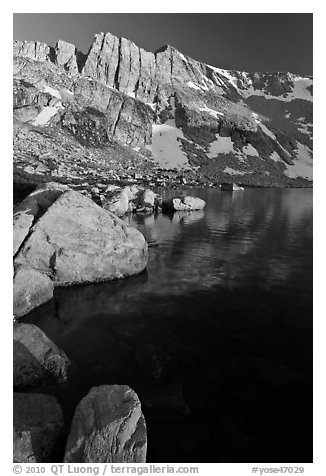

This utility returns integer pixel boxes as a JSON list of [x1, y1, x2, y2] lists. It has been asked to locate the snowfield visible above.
[[208, 135, 234, 157], [223, 167, 248, 176], [284, 143, 313, 179], [149, 119, 190, 169], [43, 85, 61, 99], [199, 105, 224, 118], [33, 103, 63, 126]]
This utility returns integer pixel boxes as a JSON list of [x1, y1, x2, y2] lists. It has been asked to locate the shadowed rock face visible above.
[[13, 393, 65, 463], [13, 323, 71, 390], [13, 32, 313, 187], [64, 385, 147, 463]]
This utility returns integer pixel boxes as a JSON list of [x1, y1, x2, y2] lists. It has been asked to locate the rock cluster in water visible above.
[[220, 183, 245, 192], [103, 184, 162, 217], [12, 181, 205, 463], [13, 182, 148, 318], [162, 195, 206, 212]]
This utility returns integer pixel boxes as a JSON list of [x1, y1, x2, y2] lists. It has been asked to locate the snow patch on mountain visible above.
[[187, 81, 201, 91], [199, 105, 224, 118], [284, 143, 313, 179], [149, 119, 190, 169], [258, 122, 276, 140], [252, 113, 278, 141], [240, 77, 313, 102], [243, 144, 260, 157], [252, 115, 293, 159], [187, 80, 211, 92], [270, 151, 282, 162], [208, 135, 234, 157], [296, 118, 313, 136], [208, 65, 239, 90], [43, 85, 61, 99], [33, 103, 62, 125], [178, 52, 188, 63], [199, 79, 210, 91], [290, 77, 313, 102], [297, 123, 313, 135], [223, 167, 248, 176], [41, 84, 74, 101]]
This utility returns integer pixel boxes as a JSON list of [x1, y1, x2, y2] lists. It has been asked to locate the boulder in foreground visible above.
[[13, 393, 64, 463], [64, 385, 147, 463], [14, 184, 148, 288], [13, 266, 54, 318], [162, 195, 206, 212]]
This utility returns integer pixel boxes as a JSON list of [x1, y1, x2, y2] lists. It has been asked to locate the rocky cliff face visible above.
[[13, 33, 313, 187]]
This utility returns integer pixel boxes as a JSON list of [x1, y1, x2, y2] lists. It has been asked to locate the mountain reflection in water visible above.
[[22, 188, 313, 463]]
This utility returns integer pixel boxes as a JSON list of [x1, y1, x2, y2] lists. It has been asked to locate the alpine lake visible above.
[[22, 187, 313, 463]]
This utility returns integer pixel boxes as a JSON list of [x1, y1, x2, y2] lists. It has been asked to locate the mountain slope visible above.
[[13, 35, 313, 189]]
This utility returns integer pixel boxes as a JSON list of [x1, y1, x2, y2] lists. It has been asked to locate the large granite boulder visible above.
[[103, 185, 161, 217], [13, 323, 70, 391], [14, 184, 148, 290], [162, 195, 206, 212], [64, 385, 147, 463], [13, 266, 54, 318], [13, 393, 64, 463]]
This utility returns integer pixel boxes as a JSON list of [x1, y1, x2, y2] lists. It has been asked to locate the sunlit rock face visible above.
[[13, 183, 149, 316], [13, 32, 312, 187]]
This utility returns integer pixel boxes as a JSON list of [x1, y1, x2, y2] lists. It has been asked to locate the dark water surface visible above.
[[23, 188, 313, 463]]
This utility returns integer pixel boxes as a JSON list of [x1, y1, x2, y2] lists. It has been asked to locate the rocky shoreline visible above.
[[13, 182, 206, 462], [12, 26, 313, 463]]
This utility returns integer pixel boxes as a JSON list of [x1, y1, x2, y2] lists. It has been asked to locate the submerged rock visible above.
[[14, 184, 148, 290], [64, 385, 147, 463], [13, 323, 71, 390], [162, 195, 206, 212], [13, 393, 64, 463]]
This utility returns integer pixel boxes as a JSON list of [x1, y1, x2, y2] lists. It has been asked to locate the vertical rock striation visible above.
[[82, 32, 120, 86], [54, 40, 78, 76], [12, 32, 313, 185], [13, 40, 50, 62]]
